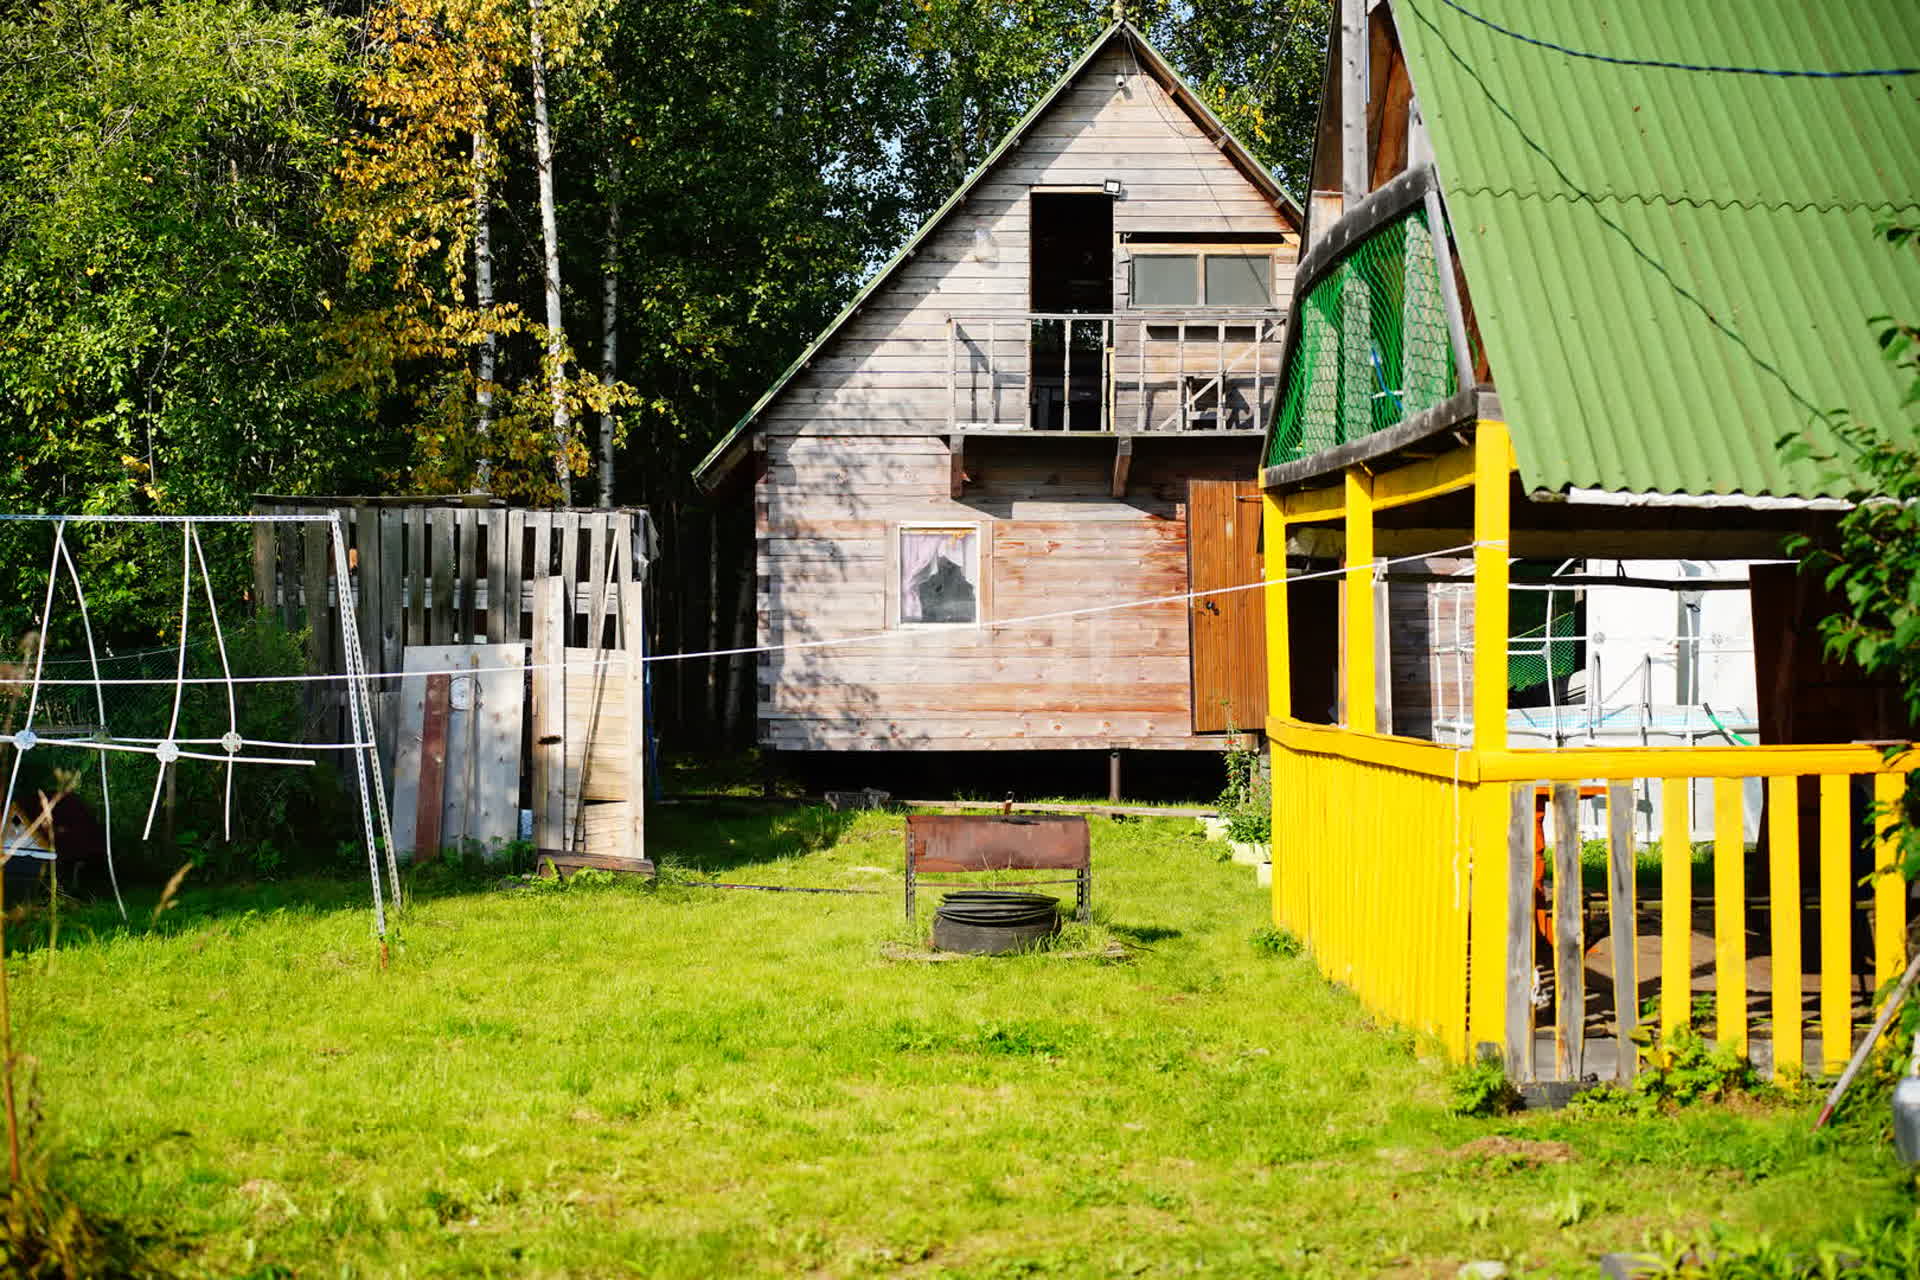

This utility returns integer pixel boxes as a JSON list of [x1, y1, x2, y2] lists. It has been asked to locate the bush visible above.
[[1448, 1058, 1521, 1117], [1217, 738, 1271, 844], [5, 620, 358, 883], [1634, 1027, 1759, 1107], [1249, 925, 1302, 958]]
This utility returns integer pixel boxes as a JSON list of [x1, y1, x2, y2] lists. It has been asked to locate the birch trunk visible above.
[[472, 129, 496, 490], [530, 0, 571, 505], [598, 199, 620, 507]]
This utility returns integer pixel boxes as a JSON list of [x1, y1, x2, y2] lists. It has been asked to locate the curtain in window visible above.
[[901, 529, 976, 624]]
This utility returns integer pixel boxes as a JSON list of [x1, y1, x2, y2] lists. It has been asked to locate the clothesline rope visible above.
[[1, 540, 1507, 688]]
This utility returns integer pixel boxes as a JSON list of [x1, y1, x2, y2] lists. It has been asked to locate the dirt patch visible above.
[[1450, 1136, 1575, 1167]]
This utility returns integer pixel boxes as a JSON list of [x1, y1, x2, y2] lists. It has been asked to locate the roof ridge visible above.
[[1447, 185, 1920, 218], [693, 20, 1299, 489]]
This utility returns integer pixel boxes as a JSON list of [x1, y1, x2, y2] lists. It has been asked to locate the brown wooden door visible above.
[[1187, 479, 1268, 733]]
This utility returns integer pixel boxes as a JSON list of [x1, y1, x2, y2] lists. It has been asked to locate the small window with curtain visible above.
[[897, 524, 980, 625]]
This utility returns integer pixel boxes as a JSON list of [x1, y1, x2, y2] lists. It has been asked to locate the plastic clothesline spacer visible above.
[[155, 740, 180, 765], [11, 729, 35, 752]]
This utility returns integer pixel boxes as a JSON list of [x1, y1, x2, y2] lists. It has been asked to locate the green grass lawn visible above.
[[9, 806, 1911, 1277]]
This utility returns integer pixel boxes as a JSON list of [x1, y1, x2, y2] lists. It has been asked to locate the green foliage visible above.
[[1249, 924, 1302, 957], [1447, 1057, 1520, 1117], [1640, 1216, 1920, 1279], [0, 1077, 165, 1279], [1217, 736, 1272, 843], [1782, 221, 1920, 887], [4, 619, 355, 880], [0, 0, 395, 635], [1630, 1028, 1760, 1109]]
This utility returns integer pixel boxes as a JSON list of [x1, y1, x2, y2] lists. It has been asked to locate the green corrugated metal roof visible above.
[[692, 20, 1301, 490], [1391, 0, 1920, 499]]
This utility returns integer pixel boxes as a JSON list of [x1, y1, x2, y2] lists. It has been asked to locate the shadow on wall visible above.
[[771, 749, 1232, 805]]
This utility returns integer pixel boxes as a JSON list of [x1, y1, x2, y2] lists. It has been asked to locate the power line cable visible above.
[[1432, 0, 1919, 79]]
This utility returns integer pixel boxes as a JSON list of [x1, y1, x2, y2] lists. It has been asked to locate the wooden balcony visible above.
[[942, 310, 1284, 436]]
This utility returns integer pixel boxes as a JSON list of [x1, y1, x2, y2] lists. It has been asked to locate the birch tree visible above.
[[529, 0, 572, 503], [329, 0, 631, 504]]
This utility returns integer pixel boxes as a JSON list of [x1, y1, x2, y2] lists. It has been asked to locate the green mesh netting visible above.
[[1508, 605, 1581, 692], [1267, 208, 1457, 466]]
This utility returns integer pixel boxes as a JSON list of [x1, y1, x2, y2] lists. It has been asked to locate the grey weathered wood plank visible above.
[[429, 507, 456, 645], [354, 505, 381, 672], [300, 522, 329, 672], [378, 509, 404, 673], [1552, 782, 1585, 1081], [388, 643, 525, 859], [1607, 781, 1638, 1082], [251, 516, 275, 618], [405, 507, 426, 647], [1507, 782, 1535, 1082], [555, 510, 582, 641], [587, 514, 610, 648], [275, 508, 299, 629], [532, 577, 566, 853], [456, 506, 479, 642], [504, 508, 526, 643], [622, 540, 646, 863], [484, 509, 508, 643]]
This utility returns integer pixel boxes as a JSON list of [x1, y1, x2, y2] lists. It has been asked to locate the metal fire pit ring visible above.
[[932, 890, 1061, 955]]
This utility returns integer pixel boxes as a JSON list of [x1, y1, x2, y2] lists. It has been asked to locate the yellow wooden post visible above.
[[1263, 493, 1291, 722], [1343, 467, 1375, 733], [1468, 781, 1509, 1058], [1819, 774, 1850, 1074], [1767, 775, 1803, 1076], [1661, 777, 1692, 1038], [1874, 771, 1907, 994], [1471, 422, 1509, 753], [1712, 777, 1747, 1053]]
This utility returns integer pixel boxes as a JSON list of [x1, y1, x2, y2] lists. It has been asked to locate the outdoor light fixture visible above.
[[1103, 178, 1123, 196]]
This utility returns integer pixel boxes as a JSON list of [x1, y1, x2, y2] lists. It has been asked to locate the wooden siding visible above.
[[752, 40, 1299, 752], [757, 43, 1298, 433], [757, 437, 1258, 750]]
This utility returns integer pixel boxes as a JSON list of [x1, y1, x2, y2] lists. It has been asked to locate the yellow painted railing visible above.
[[1267, 721, 1914, 1080], [1269, 743, 1473, 1059], [1262, 411, 1913, 1079]]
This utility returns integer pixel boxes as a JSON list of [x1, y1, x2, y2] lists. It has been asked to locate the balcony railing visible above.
[[944, 311, 1284, 434], [1266, 167, 1478, 469]]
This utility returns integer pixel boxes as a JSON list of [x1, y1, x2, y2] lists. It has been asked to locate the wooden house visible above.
[[694, 21, 1304, 766], [1259, 1, 1918, 1083]]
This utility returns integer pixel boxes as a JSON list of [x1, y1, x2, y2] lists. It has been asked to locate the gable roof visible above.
[[693, 20, 1303, 490], [1390, 0, 1920, 500]]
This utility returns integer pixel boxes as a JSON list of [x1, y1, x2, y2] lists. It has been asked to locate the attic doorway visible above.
[[1029, 191, 1113, 431]]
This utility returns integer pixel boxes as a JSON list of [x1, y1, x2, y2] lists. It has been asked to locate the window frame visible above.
[[887, 521, 989, 630], [1126, 243, 1281, 311]]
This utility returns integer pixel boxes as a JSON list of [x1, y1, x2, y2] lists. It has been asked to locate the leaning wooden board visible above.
[[390, 643, 525, 859]]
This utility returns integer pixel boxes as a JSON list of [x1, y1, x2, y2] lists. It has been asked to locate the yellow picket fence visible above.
[[1268, 725, 1914, 1080], [1270, 732, 1473, 1060]]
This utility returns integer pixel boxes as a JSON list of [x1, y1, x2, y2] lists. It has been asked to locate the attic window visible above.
[[1130, 246, 1277, 309], [898, 525, 980, 625]]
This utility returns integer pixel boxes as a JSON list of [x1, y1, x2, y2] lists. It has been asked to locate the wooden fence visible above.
[[1268, 725, 1915, 1082], [250, 498, 656, 862], [1509, 767, 1909, 1083]]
